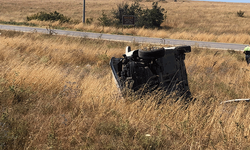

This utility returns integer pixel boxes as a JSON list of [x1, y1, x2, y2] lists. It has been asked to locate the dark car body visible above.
[[110, 46, 191, 99]]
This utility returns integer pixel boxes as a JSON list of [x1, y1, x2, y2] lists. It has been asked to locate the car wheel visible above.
[[138, 48, 165, 59]]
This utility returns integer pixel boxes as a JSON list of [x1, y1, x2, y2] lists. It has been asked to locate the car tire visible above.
[[138, 48, 165, 59]]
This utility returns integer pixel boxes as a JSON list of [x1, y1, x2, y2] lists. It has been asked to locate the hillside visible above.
[[0, 0, 250, 44]]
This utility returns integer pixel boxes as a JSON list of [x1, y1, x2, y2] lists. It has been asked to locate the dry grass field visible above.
[[0, 0, 250, 44], [1, 29, 250, 149], [1, 0, 250, 149]]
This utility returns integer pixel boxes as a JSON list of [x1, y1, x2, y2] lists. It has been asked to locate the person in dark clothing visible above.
[[243, 43, 250, 65]]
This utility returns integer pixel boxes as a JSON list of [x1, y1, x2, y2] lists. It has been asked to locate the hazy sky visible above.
[[197, 0, 249, 3]]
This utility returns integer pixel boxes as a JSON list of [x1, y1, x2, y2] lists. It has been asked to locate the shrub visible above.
[[112, 2, 142, 25], [237, 10, 245, 17], [27, 11, 71, 23], [86, 18, 93, 24], [137, 2, 165, 28], [97, 11, 112, 27], [112, 2, 165, 29]]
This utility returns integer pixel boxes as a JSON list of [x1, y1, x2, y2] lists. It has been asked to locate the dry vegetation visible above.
[[0, 0, 250, 44], [1, 29, 250, 149]]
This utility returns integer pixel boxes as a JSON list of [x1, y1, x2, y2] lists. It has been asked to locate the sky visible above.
[[196, 0, 249, 3]]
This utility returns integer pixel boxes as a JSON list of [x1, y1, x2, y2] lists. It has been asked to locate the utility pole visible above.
[[83, 0, 85, 23]]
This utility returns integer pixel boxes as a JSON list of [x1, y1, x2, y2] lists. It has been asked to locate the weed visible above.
[[237, 10, 245, 17], [0, 109, 29, 149], [97, 53, 110, 66], [86, 18, 93, 25], [39, 56, 50, 63], [139, 133, 166, 149], [98, 34, 103, 39], [46, 25, 57, 35], [47, 117, 57, 149]]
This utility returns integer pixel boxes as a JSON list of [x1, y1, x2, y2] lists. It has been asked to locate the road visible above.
[[0, 24, 247, 51]]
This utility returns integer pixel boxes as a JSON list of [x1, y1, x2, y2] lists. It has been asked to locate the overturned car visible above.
[[110, 45, 191, 99]]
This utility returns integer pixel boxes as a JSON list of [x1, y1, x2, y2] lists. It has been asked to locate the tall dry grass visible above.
[[1, 30, 250, 149], [0, 0, 250, 44]]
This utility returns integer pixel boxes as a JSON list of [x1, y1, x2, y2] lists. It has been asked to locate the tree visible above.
[[136, 2, 165, 28]]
